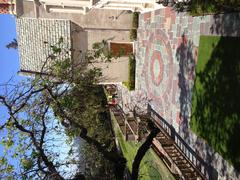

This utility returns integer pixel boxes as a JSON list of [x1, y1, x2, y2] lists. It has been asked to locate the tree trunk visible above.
[[131, 127, 160, 180], [80, 128, 127, 180]]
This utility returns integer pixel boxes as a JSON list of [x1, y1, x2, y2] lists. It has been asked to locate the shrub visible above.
[[130, 29, 137, 41], [132, 12, 139, 29], [128, 54, 136, 90], [123, 54, 136, 91], [129, 12, 139, 41]]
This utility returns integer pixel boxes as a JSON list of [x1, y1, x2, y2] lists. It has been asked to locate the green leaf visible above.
[[51, 46, 62, 54], [12, 153, 18, 158], [6, 164, 14, 173], [31, 151, 38, 159], [58, 37, 64, 44], [6, 121, 14, 129], [6, 139, 14, 149], [0, 157, 7, 165], [21, 159, 34, 171]]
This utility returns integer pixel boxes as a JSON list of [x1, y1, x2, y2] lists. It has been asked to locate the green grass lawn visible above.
[[190, 36, 240, 170], [110, 112, 175, 180]]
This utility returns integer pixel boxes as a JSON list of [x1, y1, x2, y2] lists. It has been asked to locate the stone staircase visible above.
[[111, 105, 138, 141], [153, 125, 205, 180], [110, 104, 207, 179]]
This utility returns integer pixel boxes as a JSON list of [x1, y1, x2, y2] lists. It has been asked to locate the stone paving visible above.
[[119, 7, 240, 180], [136, 8, 213, 132]]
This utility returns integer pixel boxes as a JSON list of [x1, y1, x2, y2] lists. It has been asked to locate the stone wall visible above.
[[17, 0, 132, 54], [92, 57, 129, 84], [16, 1, 132, 83], [18, 1, 132, 30]]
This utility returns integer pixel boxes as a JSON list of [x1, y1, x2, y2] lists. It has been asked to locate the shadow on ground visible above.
[[190, 36, 240, 171], [176, 34, 196, 134], [210, 13, 240, 36], [175, 34, 221, 179]]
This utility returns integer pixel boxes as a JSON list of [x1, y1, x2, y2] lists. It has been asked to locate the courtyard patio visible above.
[[118, 7, 240, 180]]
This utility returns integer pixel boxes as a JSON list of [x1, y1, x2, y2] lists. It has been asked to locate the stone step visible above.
[[183, 172, 200, 179], [177, 163, 190, 169], [156, 136, 167, 141], [187, 176, 202, 180], [156, 135, 166, 140], [157, 134, 166, 137], [126, 134, 135, 141], [163, 146, 175, 150], [167, 152, 181, 157], [157, 132, 165, 136], [126, 129, 133, 134], [175, 159, 187, 165], [165, 148, 178, 153], [181, 167, 195, 173], [116, 118, 124, 123], [166, 150, 178, 155], [172, 156, 184, 161], [159, 139, 174, 145], [127, 117, 136, 121], [118, 122, 125, 125]]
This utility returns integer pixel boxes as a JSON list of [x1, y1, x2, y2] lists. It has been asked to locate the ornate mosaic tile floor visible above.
[[136, 8, 212, 131], [134, 8, 240, 179]]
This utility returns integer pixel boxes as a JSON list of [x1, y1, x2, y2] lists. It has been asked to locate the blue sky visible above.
[[0, 14, 21, 83], [0, 14, 23, 170], [0, 15, 79, 177]]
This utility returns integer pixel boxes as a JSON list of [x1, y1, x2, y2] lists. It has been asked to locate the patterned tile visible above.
[[134, 8, 240, 180]]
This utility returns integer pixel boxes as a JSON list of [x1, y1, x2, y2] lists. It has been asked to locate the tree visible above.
[[6, 38, 18, 49], [0, 40, 160, 179], [0, 61, 125, 179]]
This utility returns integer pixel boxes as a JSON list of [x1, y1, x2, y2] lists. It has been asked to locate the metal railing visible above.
[[147, 104, 212, 179]]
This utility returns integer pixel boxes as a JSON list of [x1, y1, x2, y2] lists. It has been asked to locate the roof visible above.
[[16, 18, 72, 73]]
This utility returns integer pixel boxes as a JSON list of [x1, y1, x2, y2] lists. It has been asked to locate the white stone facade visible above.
[[21, 0, 164, 15], [94, 0, 164, 13]]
